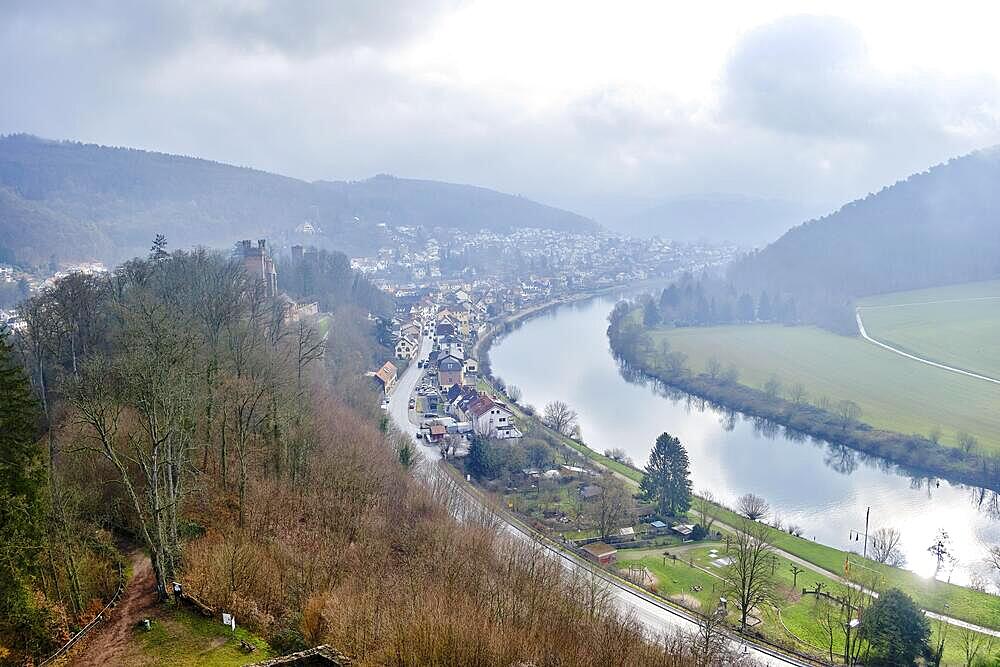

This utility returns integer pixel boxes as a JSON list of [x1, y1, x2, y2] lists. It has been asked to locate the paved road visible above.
[[855, 308, 1000, 385], [384, 335, 813, 666]]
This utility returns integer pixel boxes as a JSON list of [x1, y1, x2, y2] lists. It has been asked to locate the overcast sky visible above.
[[3, 0, 1000, 219]]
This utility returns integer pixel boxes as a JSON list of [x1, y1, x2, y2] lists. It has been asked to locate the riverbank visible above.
[[473, 277, 670, 378], [475, 299, 1000, 634], [605, 310, 1000, 493]]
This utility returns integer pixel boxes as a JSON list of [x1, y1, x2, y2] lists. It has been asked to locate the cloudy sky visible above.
[[3, 0, 1000, 219]]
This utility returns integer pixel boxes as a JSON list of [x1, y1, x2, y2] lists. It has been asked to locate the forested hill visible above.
[[729, 147, 1000, 330], [0, 134, 598, 265]]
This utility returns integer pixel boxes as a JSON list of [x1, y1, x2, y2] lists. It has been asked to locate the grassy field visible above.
[[649, 323, 1000, 452], [859, 279, 1000, 380]]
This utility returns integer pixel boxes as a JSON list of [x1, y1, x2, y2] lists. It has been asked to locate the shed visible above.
[[649, 520, 668, 534], [581, 542, 618, 565], [671, 523, 695, 538]]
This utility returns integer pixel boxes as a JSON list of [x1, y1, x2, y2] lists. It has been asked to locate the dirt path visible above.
[[68, 549, 157, 666]]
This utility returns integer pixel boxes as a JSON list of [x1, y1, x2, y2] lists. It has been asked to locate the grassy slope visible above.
[[650, 324, 1000, 452], [859, 279, 1000, 380]]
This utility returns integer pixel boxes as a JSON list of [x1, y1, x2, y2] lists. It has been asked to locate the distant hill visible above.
[[0, 134, 598, 265], [729, 147, 1000, 331], [602, 193, 811, 247]]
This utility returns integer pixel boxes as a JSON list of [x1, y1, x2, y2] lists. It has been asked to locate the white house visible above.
[[468, 395, 521, 439], [395, 336, 418, 360]]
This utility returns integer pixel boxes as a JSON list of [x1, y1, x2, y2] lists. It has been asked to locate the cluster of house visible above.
[[353, 224, 738, 290], [579, 520, 699, 566]]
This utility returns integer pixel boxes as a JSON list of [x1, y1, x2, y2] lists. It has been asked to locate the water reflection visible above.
[[489, 295, 1000, 585]]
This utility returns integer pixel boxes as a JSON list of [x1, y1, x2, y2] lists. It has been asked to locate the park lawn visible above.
[[649, 323, 1000, 452], [858, 279, 1000, 380], [696, 502, 1000, 632], [136, 603, 275, 666]]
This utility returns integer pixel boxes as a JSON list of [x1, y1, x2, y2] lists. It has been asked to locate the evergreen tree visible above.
[[639, 432, 692, 517], [642, 298, 662, 327], [858, 588, 929, 666], [0, 329, 49, 657], [757, 290, 772, 321]]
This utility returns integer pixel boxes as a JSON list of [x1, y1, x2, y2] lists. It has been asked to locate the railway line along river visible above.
[[488, 294, 1000, 587]]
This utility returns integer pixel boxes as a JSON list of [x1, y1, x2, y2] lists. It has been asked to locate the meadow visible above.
[[651, 322, 1000, 453], [858, 279, 1000, 380]]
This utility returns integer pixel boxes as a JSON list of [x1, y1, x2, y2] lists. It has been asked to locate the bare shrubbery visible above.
[[181, 389, 709, 665]]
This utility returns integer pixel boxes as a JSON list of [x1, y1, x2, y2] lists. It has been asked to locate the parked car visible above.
[[408, 398, 416, 408]]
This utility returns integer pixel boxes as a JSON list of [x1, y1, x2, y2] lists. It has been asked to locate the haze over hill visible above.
[[730, 146, 1000, 330], [601, 193, 813, 247], [0, 135, 598, 266]]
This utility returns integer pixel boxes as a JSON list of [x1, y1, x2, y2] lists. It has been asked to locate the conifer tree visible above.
[[639, 432, 692, 517]]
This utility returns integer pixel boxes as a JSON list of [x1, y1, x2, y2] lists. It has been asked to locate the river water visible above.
[[490, 295, 1000, 586]]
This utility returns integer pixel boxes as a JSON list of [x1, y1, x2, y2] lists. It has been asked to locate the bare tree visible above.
[[694, 491, 717, 534], [788, 382, 808, 405], [836, 399, 862, 429], [762, 375, 782, 399], [869, 527, 905, 566], [737, 493, 770, 522], [957, 431, 978, 454], [704, 356, 722, 380], [690, 605, 730, 666], [543, 400, 578, 436], [958, 625, 994, 667], [506, 384, 522, 403], [725, 517, 776, 630], [588, 476, 632, 541]]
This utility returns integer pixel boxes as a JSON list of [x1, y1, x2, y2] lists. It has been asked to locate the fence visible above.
[[39, 560, 126, 666]]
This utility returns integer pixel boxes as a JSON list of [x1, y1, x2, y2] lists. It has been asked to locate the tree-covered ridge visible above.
[[729, 146, 1000, 331], [0, 134, 598, 266]]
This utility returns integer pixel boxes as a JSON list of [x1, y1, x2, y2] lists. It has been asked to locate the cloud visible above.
[[2, 4, 1000, 222], [722, 15, 1000, 145]]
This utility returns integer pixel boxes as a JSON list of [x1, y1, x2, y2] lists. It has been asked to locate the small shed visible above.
[[671, 523, 695, 538], [581, 541, 618, 565], [649, 520, 669, 535], [427, 423, 447, 443]]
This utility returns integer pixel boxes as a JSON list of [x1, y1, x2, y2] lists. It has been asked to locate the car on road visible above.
[[408, 398, 416, 408]]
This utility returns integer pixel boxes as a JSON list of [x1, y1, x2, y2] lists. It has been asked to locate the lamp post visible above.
[[848, 506, 871, 559]]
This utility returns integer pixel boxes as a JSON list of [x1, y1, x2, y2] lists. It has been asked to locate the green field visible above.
[[859, 279, 1000, 380], [650, 322, 1000, 452]]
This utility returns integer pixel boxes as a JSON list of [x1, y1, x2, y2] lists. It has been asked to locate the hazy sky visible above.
[[3, 1, 1000, 218]]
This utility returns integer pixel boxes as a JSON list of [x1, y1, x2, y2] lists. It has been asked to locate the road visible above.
[[384, 334, 814, 666], [855, 308, 1000, 386]]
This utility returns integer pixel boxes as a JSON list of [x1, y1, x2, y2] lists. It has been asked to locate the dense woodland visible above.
[[0, 134, 597, 266], [729, 147, 1000, 332], [0, 243, 711, 666], [638, 273, 799, 329]]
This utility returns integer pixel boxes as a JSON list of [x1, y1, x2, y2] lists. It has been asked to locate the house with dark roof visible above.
[[437, 352, 464, 388]]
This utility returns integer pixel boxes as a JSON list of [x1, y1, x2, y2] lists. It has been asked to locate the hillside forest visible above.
[[0, 240, 704, 666]]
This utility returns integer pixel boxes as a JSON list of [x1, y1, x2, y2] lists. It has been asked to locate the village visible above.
[[371, 280, 721, 576]]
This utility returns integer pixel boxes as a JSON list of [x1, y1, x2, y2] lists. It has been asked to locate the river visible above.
[[489, 294, 1000, 586]]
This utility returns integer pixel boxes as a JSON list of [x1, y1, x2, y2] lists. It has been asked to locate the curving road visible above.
[[384, 333, 815, 666], [855, 308, 1000, 385]]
